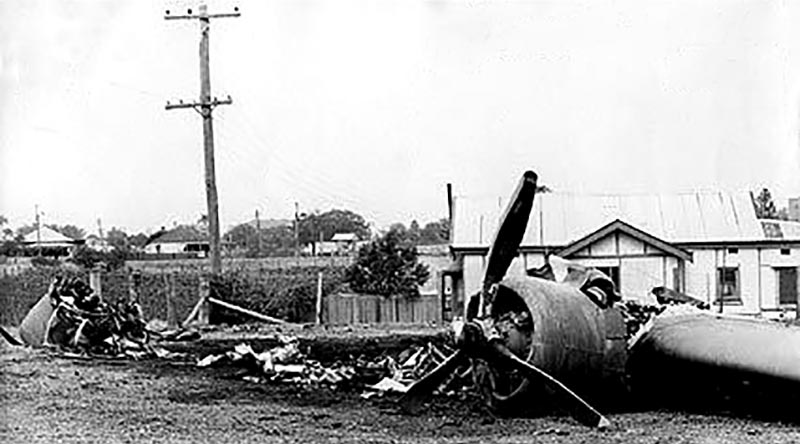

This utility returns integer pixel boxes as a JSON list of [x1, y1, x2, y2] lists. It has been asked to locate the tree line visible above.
[[222, 209, 450, 258], [0, 209, 451, 260]]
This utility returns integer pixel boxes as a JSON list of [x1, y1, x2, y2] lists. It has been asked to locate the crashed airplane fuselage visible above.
[[402, 170, 800, 426]]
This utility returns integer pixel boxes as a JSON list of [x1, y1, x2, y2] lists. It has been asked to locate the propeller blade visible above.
[[482, 171, 538, 294], [399, 349, 467, 414], [490, 342, 610, 429]]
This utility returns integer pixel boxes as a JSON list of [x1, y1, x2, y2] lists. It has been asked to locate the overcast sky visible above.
[[2, 0, 799, 235]]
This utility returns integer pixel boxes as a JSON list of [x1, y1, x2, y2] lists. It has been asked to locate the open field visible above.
[[1, 326, 799, 444]]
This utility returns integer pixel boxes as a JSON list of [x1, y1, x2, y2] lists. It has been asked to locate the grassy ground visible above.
[[1, 326, 799, 444]]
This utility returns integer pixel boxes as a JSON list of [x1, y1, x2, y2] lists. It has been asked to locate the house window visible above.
[[595, 266, 620, 290], [777, 267, 798, 305], [716, 267, 740, 303], [727, 247, 738, 254], [781, 248, 791, 256]]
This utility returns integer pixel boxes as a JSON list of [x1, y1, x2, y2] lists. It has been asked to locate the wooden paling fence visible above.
[[325, 292, 442, 325]]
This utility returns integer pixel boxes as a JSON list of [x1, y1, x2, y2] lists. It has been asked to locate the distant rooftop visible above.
[[331, 233, 358, 242], [146, 225, 208, 245], [243, 218, 292, 230], [22, 226, 80, 245]]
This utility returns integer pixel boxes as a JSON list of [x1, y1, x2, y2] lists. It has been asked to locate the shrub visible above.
[[345, 229, 429, 298], [210, 265, 346, 324]]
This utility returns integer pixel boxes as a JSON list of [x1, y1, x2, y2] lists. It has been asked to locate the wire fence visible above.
[[0, 258, 350, 326]]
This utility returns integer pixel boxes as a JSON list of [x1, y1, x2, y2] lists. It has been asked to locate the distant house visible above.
[[21, 226, 82, 257], [416, 244, 453, 297], [85, 234, 113, 252], [449, 191, 800, 320], [304, 233, 364, 256], [331, 232, 359, 254], [144, 225, 209, 257]]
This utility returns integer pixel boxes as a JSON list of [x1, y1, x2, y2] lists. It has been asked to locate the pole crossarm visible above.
[[165, 97, 233, 113], [164, 10, 241, 21]]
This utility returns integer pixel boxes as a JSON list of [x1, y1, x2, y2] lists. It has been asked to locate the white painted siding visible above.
[[144, 243, 185, 254], [759, 246, 799, 316], [618, 233, 645, 255], [589, 235, 616, 256], [523, 252, 547, 270], [618, 257, 663, 304], [685, 249, 716, 303], [572, 257, 621, 268], [463, 255, 484, 302]]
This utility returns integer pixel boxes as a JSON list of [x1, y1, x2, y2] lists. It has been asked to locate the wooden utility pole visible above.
[[255, 209, 261, 257], [294, 202, 300, 257], [34, 205, 41, 256], [165, 4, 240, 275]]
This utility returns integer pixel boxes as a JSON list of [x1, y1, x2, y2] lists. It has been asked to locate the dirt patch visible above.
[[2, 328, 799, 444]]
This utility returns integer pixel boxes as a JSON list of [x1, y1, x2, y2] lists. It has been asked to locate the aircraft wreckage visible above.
[[7, 170, 800, 428], [400, 171, 800, 427]]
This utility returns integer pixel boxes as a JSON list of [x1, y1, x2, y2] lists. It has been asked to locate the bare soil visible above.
[[1, 326, 799, 444]]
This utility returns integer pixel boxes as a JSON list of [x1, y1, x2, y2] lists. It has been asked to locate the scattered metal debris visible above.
[[196, 337, 468, 398]]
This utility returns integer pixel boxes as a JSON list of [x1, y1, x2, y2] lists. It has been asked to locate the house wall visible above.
[[570, 232, 675, 303], [683, 247, 791, 316], [458, 244, 799, 319], [758, 246, 799, 319], [144, 243, 186, 254]]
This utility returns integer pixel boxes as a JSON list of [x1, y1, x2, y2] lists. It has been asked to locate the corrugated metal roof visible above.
[[453, 191, 764, 248], [760, 219, 800, 240]]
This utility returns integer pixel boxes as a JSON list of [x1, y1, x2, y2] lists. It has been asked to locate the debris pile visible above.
[[621, 300, 665, 340], [18, 276, 171, 358], [197, 337, 468, 397], [623, 287, 713, 341]]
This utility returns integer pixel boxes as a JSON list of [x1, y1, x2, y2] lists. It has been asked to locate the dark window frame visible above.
[[776, 267, 798, 305], [716, 266, 741, 304]]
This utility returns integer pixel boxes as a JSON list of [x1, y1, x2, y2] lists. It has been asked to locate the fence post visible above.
[[197, 275, 210, 325], [315, 271, 324, 325], [166, 272, 178, 328], [89, 264, 103, 298], [128, 269, 142, 305]]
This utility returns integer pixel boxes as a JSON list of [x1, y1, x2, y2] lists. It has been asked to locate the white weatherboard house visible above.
[[449, 191, 800, 319]]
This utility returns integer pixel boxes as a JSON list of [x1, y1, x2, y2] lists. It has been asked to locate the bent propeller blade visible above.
[[481, 171, 538, 308], [490, 342, 610, 428], [399, 350, 466, 414]]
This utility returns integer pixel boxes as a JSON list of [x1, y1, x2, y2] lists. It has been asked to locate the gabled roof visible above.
[[331, 232, 358, 242], [23, 226, 79, 245], [453, 191, 764, 249], [555, 219, 693, 262], [146, 225, 208, 245]]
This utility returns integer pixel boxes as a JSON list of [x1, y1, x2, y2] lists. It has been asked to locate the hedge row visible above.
[[0, 263, 347, 326]]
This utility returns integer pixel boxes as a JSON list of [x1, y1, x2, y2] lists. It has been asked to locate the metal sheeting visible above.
[[453, 191, 764, 248], [761, 219, 800, 239]]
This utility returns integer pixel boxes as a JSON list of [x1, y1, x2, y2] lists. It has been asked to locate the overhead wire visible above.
[[231, 104, 385, 218], [219, 106, 381, 218], [213, 112, 361, 211]]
